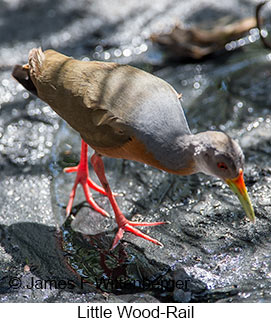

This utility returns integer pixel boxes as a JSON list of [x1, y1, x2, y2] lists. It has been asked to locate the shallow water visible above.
[[0, 0, 270, 303]]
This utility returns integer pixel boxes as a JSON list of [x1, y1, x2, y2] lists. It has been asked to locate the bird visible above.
[[12, 48, 255, 249]]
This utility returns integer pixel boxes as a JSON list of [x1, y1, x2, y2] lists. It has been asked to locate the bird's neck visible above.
[[166, 132, 212, 175], [146, 134, 193, 175]]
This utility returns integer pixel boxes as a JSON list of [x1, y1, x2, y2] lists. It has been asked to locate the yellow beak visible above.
[[226, 169, 255, 222]]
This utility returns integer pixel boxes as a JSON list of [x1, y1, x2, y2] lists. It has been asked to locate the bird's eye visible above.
[[217, 162, 228, 170]]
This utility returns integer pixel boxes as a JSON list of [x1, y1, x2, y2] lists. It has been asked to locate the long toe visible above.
[[110, 221, 164, 249], [110, 227, 125, 250], [82, 182, 110, 217], [128, 220, 167, 227], [66, 195, 75, 217], [87, 177, 107, 195], [87, 178, 120, 197], [65, 178, 79, 216], [64, 166, 78, 173], [124, 223, 163, 247]]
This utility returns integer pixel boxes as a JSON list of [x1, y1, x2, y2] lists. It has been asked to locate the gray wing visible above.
[[83, 64, 191, 167]]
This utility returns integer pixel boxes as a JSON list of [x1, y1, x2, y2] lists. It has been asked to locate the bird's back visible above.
[[28, 49, 191, 169]]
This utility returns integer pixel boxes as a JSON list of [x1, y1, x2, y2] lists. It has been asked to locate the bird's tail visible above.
[[11, 47, 45, 96], [12, 64, 37, 96]]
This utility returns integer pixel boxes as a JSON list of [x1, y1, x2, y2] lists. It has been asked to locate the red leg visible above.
[[90, 152, 166, 249], [64, 140, 109, 217]]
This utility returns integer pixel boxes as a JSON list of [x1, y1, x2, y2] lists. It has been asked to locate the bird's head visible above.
[[193, 131, 255, 222]]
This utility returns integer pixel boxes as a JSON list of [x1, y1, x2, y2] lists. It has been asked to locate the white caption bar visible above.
[[1, 303, 271, 323]]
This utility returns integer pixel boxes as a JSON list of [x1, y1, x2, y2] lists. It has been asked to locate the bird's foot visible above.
[[64, 164, 110, 218], [64, 164, 107, 195], [111, 219, 167, 250], [90, 152, 166, 249]]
